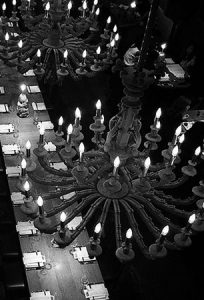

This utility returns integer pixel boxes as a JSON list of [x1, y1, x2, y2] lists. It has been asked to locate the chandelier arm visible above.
[[86, 163, 113, 184], [146, 194, 191, 220], [127, 195, 180, 233], [155, 174, 190, 189], [38, 157, 72, 176], [113, 200, 123, 248], [38, 186, 95, 200], [120, 167, 132, 189], [154, 190, 197, 206], [98, 199, 112, 240], [57, 150, 74, 169], [119, 200, 150, 258], [28, 171, 75, 186]]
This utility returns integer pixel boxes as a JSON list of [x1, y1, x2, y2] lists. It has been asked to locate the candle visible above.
[[161, 43, 167, 53], [105, 16, 111, 30], [93, 223, 101, 240], [191, 146, 201, 164], [5, 32, 9, 48], [157, 225, 169, 245], [60, 211, 66, 231], [63, 50, 68, 65], [79, 142, 85, 162], [125, 228, 132, 247], [67, 124, 73, 143], [24, 181, 30, 198], [21, 158, 27, 177], [26, 140, 31, 157], [92, 0, 98, 13], [96, 99, 101, 117], [171, 145, 178, 165], [143, 157, 151, 177], [110, 25, 117, 41], [39, 125, 45, 143], [130, 1, 136, 8], [58, 116, 63, 133], [67, 1, 72, 17], [37, 49, 41, 64], [153, 107, 161, 127], [27, 0, 30, 8], [2, 3, 6, 16], [109, 39, 115, 54], [113, 156, 120, 177], [37, 196, 44, 216], [75, 107, 81, 127], [96, 46, 101, 61], [12, 0, 16, 11], [45, 2, 50, 18], [101, 114, 104, 125], [82, 0, 87, 18], [114, 33, 120, 48], [178, 133, 185, 147], [82, 49, 87, 65], [95, 7, 100, 19], [184, 214, 196, 233], [18, 40, 23, 53], [172, 125, 182, 145]]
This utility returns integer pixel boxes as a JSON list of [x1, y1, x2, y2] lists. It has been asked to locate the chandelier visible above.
[[0, 0, 119, 83], [16, 0, 204, 262]]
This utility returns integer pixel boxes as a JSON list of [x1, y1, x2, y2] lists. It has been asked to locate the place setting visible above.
[[80, 275, 109, 300], [0, 123, 15, 134], [16, 220, 39, 237], [2, 143, 21, 155], [0, 103, 9, 113], [30, 290, 55, 300], [32, 102, 47, 111]]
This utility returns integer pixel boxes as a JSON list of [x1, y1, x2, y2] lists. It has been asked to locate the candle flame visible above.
[[188, 213, 196, 224], [161, 225, 169, 236], [26, 140, 31, 149], [96, 99, 101, 110], [161, 43, 167, 50], [67, 1, 72, 10], [144, 157, 151, 169], [67, 124, 73, 135], [195, 146, 201, 156], [20, 83, 27, 92], [12, 0, 16, 5], [75, 107, 81, 119], [156, 107, 162, 119], [178, 133, 185, 144], [95, 7, 100, 15], [5, 32, 9, 41], [82, 0, 87, 10], [24, 181, 30, 192], [39, 125, 45, 135], [94, 0, 98, 5], [126, 228, 132, 239], [96, 46, 101, 55], [21, 158, 27, 169], [60, 211, 67, 222], [37, 196, 43, 207], [64, 49, 68, 59], [107, 16, 111, 24], [45, 2, 50, 11], [114, 156, 120, 168], [18, 40, 23, 48], [202, 202, 204, 209], [113, 25, 117, 33], [156, 120, 161, 130], [2, 3, 6, 10], [79, 142, 85, 154], [82, 49, 87, 58], [172, 145, 178, 157], [114, 33, 119, 41], [94, 223, 101, 234], [130, 1, 136, 8], [37, 49, 41, 57], [175, 125, 182, 137], [110, 39, 115, 48], [58, 116, 63, 126], [101, 114, 104, 124]]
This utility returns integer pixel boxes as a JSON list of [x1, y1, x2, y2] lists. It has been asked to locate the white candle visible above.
[[93, 222, 101, 240], [60, 211, 66, 230], [12, 0, 16, 11], [82, 49, 87, 65], [92, 0, 98, 13], [143, 157, 151, 177], [45, 2, 50, 17], [75, 107, 81, 127], [2, 3, 6, 16], [63, 49, 68, 65], [67, 124, 73, 143], [82, 0, 87, 18], [67, 1, 72, 17], [173, 125, 182, 145], [105, 16, 111, 30], [96, 99, 101, 117], [39, 125, 45, 143], [171, 145, 178, 165], [125, 228, 132, 246], [21, 158, 27, 177], [113, 156, 120, 176], [158, 225, 169, 244], [37, 196, 44, 216], [5, 32, 9, 48], [79, 142, 85, 162], [37, 49, 41, 64], [26, 140, 31, 157], [24, 181, 30, 198], [58, 116, 63, 133]]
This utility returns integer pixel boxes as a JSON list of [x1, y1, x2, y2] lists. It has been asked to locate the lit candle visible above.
[[39, 125, 45, 143], [96, 46, 101, 61], [20, 83, 26, 94], [75, 107, 81, 127], [26, 140, 31, 157], [113, 156, 120, 177], [37, 196, 44, 216], [82, 0, 87, 18], [130, 1, 136, 8], [27, 0, 30, 8], [96, 99, 101, 117], [24, 181, 30, 198], [95, 7, 100, 19], [171, 145, 178, 165], [2, 3, 6, 17], [67, 1, 72, 17], [63, 49, 68, 65], [156, 120, 161, 131], [93, 222, 101, 240], [110, 24, 117, 41], [91, 0, 98, 13], [153, 107, 161, 127], [191, 146, 201, 164], [101, 114, 104, 125], [105, 16, 111, 30], [21, 158, 27, 177], [143, 157, 151, 177], [37, 49, 41, 64], [161, 43, 167, 53], [114, 33, 120, 48], [45, 2, 50, 18], [172, 125, 182, 145], [58, 116, 63, 133], [125, 228, 132, 247], [178, 133, 185, 147], [184, 214, 196, 233], [82, 49, 87, 65], [5, 32, 9, 48], [12, 0, 16, 11], [18, 40, 23, 53], [60, 211, 66, 231], [67, 124, 73, 143], [109, 39, 115, 54], [79, 142, 85, 162], [157, 225, 169, 245]]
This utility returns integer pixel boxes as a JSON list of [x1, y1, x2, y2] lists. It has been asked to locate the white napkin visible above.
[[84, 283, 109, 299], [37, 121, 54, 130], [0, 123, 14, 133], [167, 64, 185, 79], [0, 104, 9, 112], [44, 142, 56, 152], [6, 166, 21, 177], [67, 216, 82, 230], [30, 291, 53, 300], [11, 192, 24, 204], [24, 69, 35, 77], [27, 85, 41, 93], [50, 162, 67, 171], [60, 191, 76, 200], [2, 144, 20, 155], [23, 251, 46, 268], [74, 247, 96, 262], [159, 72, 170, 82], [16, 221, 38, 236], [32, 102, 46, 111], [0, 86, 5, 94]]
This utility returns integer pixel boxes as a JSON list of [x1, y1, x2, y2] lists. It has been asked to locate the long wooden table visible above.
[[0, 62, 104, 300]]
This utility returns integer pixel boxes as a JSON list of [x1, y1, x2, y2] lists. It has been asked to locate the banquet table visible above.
[[0, 62, 104, 300]]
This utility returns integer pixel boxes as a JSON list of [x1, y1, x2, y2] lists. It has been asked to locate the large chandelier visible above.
[[0, 0, 119, 83], [16, 0, 204, 262]]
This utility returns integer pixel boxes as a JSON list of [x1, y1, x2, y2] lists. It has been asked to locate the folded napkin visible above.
[[11, 192, 24, 204], [0, 86, 5, 94], [23, 251, 46, 269], [84, 283, 109, 300], [167, 64, 185, 79], [60, 191, 76, 201], [24, 69, 35, 77], [30, 291, 53, 300], [0, 123, 14, 133], [16, 221, 38, 236], [0, 104, 9, 112], [6, 166, 21, 177], [32, 102, 46, 111], [67, 216, 82, 230], [2, 144, 20, 155], [159, 72, 170, 82], [73, 246, 96, 262], [50, 162, 67, 171], [27, 85, 41, 93], [44, 142, 56, 152], [37, 121, 54, 130]]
